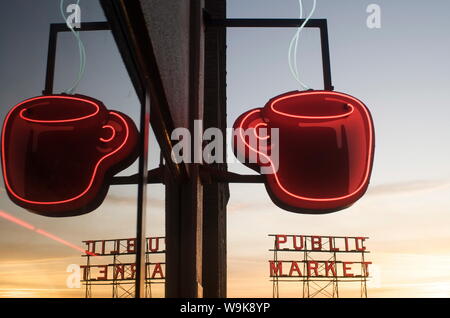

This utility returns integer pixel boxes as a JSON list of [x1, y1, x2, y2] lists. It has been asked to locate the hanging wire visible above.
[[288, 0, 303, 86], [288, 0, 317, 90], [60, 0, 86, 95]]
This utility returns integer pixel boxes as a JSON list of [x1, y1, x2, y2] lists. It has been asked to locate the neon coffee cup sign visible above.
[[1, 95, 139, 217], [233, 90, 375, 214]]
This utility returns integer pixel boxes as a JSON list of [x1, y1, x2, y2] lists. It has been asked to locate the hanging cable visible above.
[[60, 0, 86, 95], [288, 0, 303, 86], [288, 0, 317, 90]]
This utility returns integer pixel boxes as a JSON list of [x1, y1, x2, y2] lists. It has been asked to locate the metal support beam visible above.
[[134, 87, 150, 298], [111, 166, 264, 185], [202, 0, 228, 298], [200, 166, 264, 184], [101, 0, 187, 182], [204, 17, 327, 28], [111, 167, 164, 185]]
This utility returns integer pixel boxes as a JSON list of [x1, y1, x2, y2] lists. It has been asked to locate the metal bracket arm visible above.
[[203, 14, 333, 91]]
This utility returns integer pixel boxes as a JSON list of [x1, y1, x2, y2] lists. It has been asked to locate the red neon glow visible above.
[[270, 92, 355, 120], [0, 209, 95, 256], [2, 110, 129, 206], [36, 229, 94, 255], [99, 125, 116, 143], [253, 122, 270, 140], [239, 102, 372, 201], [0, 210, 35, 230], [18, 95, 100, 123], [234, 90, 374, 212]]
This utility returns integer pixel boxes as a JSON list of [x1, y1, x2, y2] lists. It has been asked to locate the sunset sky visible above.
[[1, 0, 450, 298]]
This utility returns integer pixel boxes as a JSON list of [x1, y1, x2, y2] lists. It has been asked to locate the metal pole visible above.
[[319, 19, 333, 91], [85, 255, 91, 298], [134, 87, 150, 298], [333, 237, 339, 298], [202, 0, 228, 298]]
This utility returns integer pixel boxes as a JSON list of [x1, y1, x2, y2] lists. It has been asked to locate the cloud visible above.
[[0, 256, 76, 266], [226, 179, 450, 214], [105, 194, 164, 208], [366, 179, 450, 197], [227, 202, 258, 213]]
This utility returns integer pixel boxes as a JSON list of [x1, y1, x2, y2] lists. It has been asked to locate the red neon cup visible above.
[[233, 90, 375, 214], [1, 95, 139, 216]]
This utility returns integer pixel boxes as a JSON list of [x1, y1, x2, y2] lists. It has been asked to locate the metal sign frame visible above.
[[204, 16, 334, 91]]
